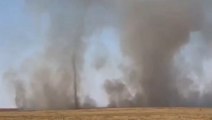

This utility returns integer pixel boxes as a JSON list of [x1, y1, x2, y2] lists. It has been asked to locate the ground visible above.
[[0, 108, 212, 120]]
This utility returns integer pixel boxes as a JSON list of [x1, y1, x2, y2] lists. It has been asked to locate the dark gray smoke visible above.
[[121, 0, 198, 106]]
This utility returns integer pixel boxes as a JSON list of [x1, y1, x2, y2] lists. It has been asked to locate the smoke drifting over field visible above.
[[4, 0, 212, 109]]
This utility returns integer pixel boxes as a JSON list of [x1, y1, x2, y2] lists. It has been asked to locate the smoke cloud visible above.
[[120, 0, 198, 106], [4, 0, 212, 109]]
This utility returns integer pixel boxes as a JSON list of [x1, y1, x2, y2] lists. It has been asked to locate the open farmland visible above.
[[0, 108, 212, 120]]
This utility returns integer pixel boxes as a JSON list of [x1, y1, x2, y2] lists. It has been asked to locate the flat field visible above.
[[0, 108, 212, 120]]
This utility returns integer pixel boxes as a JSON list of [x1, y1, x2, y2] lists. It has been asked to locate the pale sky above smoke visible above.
[[0, 0, 212, 108]]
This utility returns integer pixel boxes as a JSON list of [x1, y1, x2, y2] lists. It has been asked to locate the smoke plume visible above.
[[122, 0, 196, 106]]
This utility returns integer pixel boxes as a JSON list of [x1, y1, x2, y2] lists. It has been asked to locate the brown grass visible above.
[[0, 108, 212, 120]]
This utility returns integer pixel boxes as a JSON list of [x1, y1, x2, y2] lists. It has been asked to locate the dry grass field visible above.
[[0, 108, 212, 120]]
